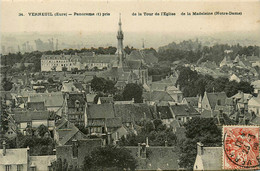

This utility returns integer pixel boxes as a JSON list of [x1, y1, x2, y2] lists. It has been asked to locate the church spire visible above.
[[115, 13, 125, 68]]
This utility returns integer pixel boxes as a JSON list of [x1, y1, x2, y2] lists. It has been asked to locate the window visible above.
[[30, 166, 36, 171], [5, 165, 11, 171], [17, 164, 23, 171]]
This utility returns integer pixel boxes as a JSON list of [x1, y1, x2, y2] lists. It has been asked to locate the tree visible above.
[[178, 118, 222, 169], [62, 66, 67, 72], [37, 124, 48, 138], [91, 76, 116, 94], [82, 145, 137, 171], [122, 83, 143, 103], [47, 77, 54, 84], [2, 78, 13, 91], [0, 104, 9, 134]]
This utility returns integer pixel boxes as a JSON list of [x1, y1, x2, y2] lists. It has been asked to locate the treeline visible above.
[[176, 66, 254, 97], [158, 40, 260, 64], [0, 46, 138, 73]]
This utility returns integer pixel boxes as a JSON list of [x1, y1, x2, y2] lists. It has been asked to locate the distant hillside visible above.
[[158, 40, 260, 65]]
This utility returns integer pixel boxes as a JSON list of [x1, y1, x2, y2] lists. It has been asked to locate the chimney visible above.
[[3, 141, 6, 156], [53, 149, 56, 155], [72, 139, 78, 158], [197, 142, 203, 156], [165, 140, 168, 147], [146, 137, 149, 147], [107, 133, 112, 145], [141, 143, 147, 159], [137, 143, 141, 157]]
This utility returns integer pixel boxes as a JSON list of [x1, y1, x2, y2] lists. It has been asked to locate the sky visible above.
[[1, 0, 260, 34], [1, 0, 260, 51]]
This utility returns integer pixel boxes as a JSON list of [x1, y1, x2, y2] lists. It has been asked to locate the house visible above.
[[0, 141, 29, 171], [81, 54, 118, 70], [97, 96, 114, 104], [27, 92, 64, 116], [0, 141, 56, 171], [56, 139, 103, 169], [229, 73, 241, 82], [65, 92, 86, 125], [169, 103, 200, 124], [114, 103, 156, 127], [193, 142, 222, 170], [126, 143, 179, 170], [29, 155, 56, 171], [41, 54, 83, 72], [199, 91, 227, 112], [61, 81, 85, 93], [156, 105, 174, 126], [85, 103, 116, 135], [182, 97, 199, 110], [231, 91, 253, 113], [54, 118, 88, 146], [12, 110, 55, 135], [219, 55, 233, 68], [248, 92, 260, 116], [143, 91, 175, 104], [252, 80, 260, 94]]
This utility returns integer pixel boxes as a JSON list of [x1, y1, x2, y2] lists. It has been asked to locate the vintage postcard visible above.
[[1, 0, 260, 170]]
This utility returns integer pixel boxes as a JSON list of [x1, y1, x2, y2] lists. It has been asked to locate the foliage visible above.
[[47, 77, 54, 84], [119, 120, 177, 147], [37, 124, 49, 138], [51, 158, 68, 171], [178, 118, 222, 169], [158, 40, 260, 64], [2, 78, 13, 91], [82, 145, 137, 171], [0, 103, 9, 133], [91, 76, 116, 94], [17, 133, 55, 156], [176, 66, 254, 97], [122, 83, 143, 103]]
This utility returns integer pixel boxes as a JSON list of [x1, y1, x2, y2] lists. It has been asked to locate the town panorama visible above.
[[1, 15, 260, 171]]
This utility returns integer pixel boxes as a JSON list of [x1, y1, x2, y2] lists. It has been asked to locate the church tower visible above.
[[115, 14, 125, 68]]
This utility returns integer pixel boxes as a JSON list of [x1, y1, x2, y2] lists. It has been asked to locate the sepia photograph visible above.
[[1, 0, 260, 170]]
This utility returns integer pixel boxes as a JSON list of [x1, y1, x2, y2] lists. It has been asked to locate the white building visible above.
[[41, 54, 83, 72]]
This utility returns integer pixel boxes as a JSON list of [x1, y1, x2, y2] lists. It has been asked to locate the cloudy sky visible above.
[[1, 0, 260, 34]]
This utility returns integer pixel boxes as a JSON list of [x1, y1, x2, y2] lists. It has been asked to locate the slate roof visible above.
[[86, 93, 97, 103], [27, 101, 45, 110], [250, 116, 260, 125], [201, 110, 213, 118], [126, 146, 179, 170], [125, 60, 142, 69], [87, 103, 115, 119], [183, 97, 199, 107], [98, 97, 114, 104], [41, 54, 81, 60], [114, 103, 155, 123], [205, 92, 227, 110], [28, 92, 64, 107], [252, 80, 260, 88], [143, 91, 174, 102], [196, 146, 222, 170], [106, 117, 122, 128], [0, 148, 28, 165], [170, 104, 200, 116], [13, 110, 53, 122], [81, 55, 117, 63]]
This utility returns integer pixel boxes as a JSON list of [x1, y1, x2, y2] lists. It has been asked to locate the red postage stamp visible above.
[[223, 126, 259, 170]]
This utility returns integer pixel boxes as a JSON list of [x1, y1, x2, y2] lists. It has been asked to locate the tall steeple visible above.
[[115, 13, 125, 68]]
